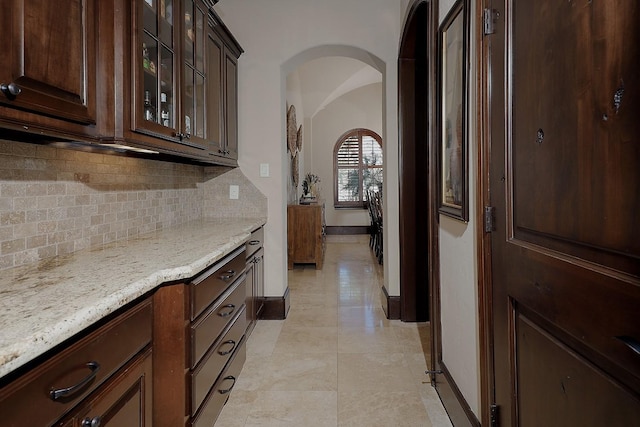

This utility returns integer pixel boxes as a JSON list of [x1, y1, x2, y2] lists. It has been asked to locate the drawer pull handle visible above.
[[82, 416, 102, 427], [218, 376, 237, 394], [50, 361, 100, 401], [615, 335, 640, 356], [218, 339, 236, 355], [217, 304, 236, 317], [219, 270, 236, 280], [248, 240, 260, 246]]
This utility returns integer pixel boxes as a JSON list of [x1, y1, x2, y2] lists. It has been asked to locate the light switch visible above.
[[229, 185, 239, 200], [260, 163, 270, 177]]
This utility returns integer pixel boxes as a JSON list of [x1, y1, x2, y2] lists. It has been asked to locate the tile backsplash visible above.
[[0, 139, 266, 271]]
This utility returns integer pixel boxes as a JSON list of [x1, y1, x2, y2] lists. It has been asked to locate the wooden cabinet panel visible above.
[[287, 204, 325, 269], [205, 14, 242, 164], [57, 347, 153, 427], [0, 0, 97, 138], [246, 227, 264, 335]]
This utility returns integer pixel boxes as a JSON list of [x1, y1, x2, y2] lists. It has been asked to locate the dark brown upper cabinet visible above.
[[0, 0, 98, 140], [207, 13, 242, 162], [0, 0, 241, 166], [98, 0, 243, 164]]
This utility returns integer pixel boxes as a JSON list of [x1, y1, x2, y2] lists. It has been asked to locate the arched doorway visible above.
[[398, 0, 437, 322]]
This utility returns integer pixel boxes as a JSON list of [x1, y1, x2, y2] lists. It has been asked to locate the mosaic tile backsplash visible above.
[[0, 139, 266, 271]]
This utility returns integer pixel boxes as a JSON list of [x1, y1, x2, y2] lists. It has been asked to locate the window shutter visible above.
[[337, 135, 360, 167]]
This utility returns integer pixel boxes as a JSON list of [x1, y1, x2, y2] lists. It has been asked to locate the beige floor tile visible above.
[[338, 306, 391, 329], [215, 390, 259, 426], [246, 320, 284, 357], [392, 323, 432, 354], [284, 304, 338, 327], [259, 352, 337, 391], [273, 325, 338, 354], [338, 353, 417, 392], [338, 326, 400, 354], [338, 390, 432, 427], [244, 391, 338, 426]]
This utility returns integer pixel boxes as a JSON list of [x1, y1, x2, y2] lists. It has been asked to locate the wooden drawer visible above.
[[191, 337, 246, 427], [0, 298, 152, 427], [190, 305, 246, 414], [191, 247, 246, 320], [191, 275, 246, 366], [246, 227, 263, 259]]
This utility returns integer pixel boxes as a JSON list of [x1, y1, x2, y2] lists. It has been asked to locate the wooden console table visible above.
[[287, 203, 325, 269]]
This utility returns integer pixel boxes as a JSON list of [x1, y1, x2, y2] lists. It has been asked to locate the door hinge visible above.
[[483, 8, 498, 36], [490, 404, 499, 427], [484, 206, 496, 233]]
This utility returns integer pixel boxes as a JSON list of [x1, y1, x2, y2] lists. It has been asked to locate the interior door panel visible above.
[[489, 1, 640, 425]]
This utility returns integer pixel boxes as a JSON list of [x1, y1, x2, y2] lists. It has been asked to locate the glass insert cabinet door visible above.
[[183, 0, 208, 141], [139, 0, 175, 133]]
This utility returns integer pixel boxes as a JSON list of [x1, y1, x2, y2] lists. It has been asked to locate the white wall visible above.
[[437, 0, 481, 419], [215, 0, 402, 298], [311, 83, 383, 227]]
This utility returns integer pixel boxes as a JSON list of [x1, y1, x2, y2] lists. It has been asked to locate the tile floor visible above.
[[216, 235, 453, 426]]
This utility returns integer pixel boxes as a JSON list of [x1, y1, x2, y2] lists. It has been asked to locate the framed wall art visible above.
[[438, 0, 469, 222]]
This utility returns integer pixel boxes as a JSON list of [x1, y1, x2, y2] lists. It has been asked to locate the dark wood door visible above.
[[0, 0, 96, 124], [489, 1, 640, 425], [58, 348, 152, 427]]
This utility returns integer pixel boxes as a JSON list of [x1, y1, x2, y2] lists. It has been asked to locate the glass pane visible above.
[[337, 169, 360, 202], [143, 33, 159, 124], [363, 167, 383, 195], [159, 0, 173, 23], [143, 33, 158, 77], [195, 73, 205, 138], [160, 48, 174, 128], [362, 136, 383, 166], [160, 45, 173, 94], [143, 0, 157, 35], [184, 65, 194, 135], [184, 0, 194, 66], [195, 8, 205, 71], [159, 0, 173, 46]]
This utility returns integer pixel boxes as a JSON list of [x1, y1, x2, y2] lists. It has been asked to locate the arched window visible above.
[[334, 128, 383, 208]]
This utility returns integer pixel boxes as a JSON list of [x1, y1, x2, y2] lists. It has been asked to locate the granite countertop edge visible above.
[[0, 216, 266, 380]]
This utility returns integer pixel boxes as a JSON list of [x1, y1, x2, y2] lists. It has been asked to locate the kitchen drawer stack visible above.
[[245, 226, 265, 336], [153, 246, 248, 427], [0, 298, 153, 427]]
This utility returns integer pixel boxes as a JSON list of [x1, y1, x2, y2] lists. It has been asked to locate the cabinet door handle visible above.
[[50, 361, 100, 401], [0, 82, 21, 100], [217, 339, 236, 355], [248, 240, 260, 246], [616, 335, 640, 356], [219, 270, 236, 280], [218, 376, 237, 394], [217, 304, 236, 317]]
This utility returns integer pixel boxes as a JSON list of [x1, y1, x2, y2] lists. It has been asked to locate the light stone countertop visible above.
[[0, 217, 266, 379]]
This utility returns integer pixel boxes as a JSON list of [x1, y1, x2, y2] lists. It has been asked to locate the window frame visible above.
[[333, 128, 383, 209]]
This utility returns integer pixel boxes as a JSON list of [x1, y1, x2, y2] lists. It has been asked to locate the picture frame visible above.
[[438, 0, 469, 222]]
